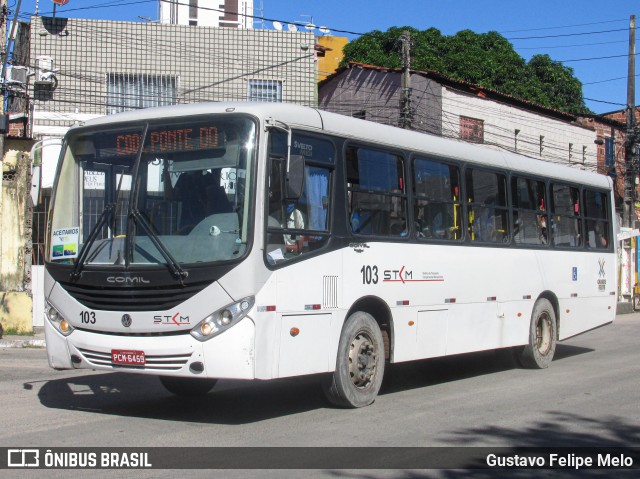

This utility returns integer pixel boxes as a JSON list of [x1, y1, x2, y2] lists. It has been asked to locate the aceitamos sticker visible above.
[[51, 227, 79, 260]]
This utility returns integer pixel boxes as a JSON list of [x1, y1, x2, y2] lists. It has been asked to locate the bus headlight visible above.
[[190, 296, 255, 342], [46, 303, 75, 336]]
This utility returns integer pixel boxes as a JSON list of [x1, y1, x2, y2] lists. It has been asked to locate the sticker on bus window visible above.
[[51, 227, 80, 260]]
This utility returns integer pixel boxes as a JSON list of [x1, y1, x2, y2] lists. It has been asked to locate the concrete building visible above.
[[29, 16, 315, 139], [316, 35, 348, 82], [319, 62, 602, 172], [160, 0, 254, 29]]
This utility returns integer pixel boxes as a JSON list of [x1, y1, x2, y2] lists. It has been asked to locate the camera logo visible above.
[[7, 449, 39, 467]]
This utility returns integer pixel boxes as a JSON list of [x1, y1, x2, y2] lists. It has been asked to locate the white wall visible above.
[[441, 88, 598, 171], [159, 0, 254, 29]]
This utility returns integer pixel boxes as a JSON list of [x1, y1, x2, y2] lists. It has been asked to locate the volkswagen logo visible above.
[[121, 314, 132, 328]]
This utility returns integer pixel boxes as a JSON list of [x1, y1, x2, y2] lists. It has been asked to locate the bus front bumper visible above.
[[44, 317, 256, 379]]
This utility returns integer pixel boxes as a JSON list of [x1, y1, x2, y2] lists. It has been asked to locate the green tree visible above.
[[342, 27, 589, 114]]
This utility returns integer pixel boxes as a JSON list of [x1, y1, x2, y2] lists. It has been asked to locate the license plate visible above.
[[111, 349, 146, 366]]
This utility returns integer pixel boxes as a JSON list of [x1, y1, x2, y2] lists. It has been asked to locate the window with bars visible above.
[[459, 116, 484, 143], [248, 79, 283, 102], [106, 73, 177, 115]]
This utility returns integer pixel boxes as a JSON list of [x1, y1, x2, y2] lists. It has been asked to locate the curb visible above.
[[0, 338, 46, 349]]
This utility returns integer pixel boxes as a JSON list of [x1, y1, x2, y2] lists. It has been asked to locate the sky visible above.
[[9, 0, 640, 114]]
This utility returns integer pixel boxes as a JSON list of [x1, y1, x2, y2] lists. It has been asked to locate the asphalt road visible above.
[[1, 313, 639, 478]]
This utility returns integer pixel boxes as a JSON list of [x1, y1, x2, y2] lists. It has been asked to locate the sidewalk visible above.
[[0, 331, 46, 349]]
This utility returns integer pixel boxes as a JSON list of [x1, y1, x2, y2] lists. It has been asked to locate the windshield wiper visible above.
[[70, 203, 116, 281], [129, 209, 188, 285]]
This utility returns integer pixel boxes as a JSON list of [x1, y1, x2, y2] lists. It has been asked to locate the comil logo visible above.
[[8, 449, 39, 467], [107, 276, 150, 285]]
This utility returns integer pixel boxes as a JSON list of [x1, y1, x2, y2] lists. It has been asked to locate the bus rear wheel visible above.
[[517, 298, 557, 369], [159, 376, 217, 396], [323, 311, 385, 408]]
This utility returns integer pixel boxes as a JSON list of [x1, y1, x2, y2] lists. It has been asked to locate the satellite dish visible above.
[[319, 26, 331, 36], [273, 21, 283, 31], [304, 22, 316, 31], [287, 23, 298, 33]]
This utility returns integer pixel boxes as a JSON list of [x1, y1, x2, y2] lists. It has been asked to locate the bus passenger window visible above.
[[512, 177, 548, 246], [466, 168, 508, 243], [412, 157, 460, 240], [583, 189, 610, 250], [347, 146, 407, 237], [551, 184, 581, 248]]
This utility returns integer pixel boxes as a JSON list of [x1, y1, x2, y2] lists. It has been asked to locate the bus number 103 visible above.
[[79, 311, 96, 324], [361, 265, 379, 284]]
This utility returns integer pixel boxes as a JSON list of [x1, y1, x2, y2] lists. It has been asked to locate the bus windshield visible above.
[[48, 116, 256, 269]]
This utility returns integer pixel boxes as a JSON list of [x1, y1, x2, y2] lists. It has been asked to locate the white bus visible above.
[[44, 102, 617, 408]]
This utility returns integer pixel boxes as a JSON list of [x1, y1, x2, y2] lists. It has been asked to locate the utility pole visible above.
[[399, 30, 412, 129], [623, 14, 637, 302], [625, 14, 636, 229], [0, 0, 7, 245]]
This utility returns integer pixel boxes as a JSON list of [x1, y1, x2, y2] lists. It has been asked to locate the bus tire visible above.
[[517, 298, 557, 369], [323, 311, 385, 408], [159, 376, 217, 396]]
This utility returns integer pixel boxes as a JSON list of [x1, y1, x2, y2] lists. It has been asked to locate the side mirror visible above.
[[30, 166, 42, 206], [29, 141, 45, 206], [285, 154, 305, 200]]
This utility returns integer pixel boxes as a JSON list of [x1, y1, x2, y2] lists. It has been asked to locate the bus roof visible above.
[[76, 102, 611, 190]]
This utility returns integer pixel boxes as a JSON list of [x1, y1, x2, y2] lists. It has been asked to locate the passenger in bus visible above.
[[268, 193, 306, 255], [588, 222, 608, 248], [537, 198, 548, 244], [476, 197, 496, 242], [283, 202, 306, 253]]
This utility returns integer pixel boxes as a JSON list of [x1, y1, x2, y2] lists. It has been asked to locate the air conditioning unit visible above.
[[36, 56, 54, 82], [7, 65, 28, 84]]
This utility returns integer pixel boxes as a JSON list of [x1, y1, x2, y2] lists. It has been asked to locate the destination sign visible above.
[[115, 126, 219, 155]]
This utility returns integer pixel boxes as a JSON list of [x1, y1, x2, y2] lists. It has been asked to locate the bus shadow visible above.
[[34, 343, 594, 425], [380, 342, 593, 395]]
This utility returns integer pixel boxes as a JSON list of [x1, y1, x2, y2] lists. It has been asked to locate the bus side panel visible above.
[[538, 251, 616, 340], [277, 313, 332, 377], [415, 308, 448, 358], [445, 303, 503, 355], [342, 242, 545, 362], [557, 295, 616, 340], [269, 249, 344, 378]]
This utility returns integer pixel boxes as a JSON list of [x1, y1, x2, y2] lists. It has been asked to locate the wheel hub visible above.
[[348, 332, 377, 389], [535, 312, 552, 356]]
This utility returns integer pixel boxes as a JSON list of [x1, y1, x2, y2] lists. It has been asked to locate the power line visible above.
[[16, 0, 156, 20], [558, 52, 636, 63], [506, 27, 628, 41], [517, 39, 627, 50], [583, 74, 640, 85], [583, 97, 626, 106], [499, 18, 627, 34]]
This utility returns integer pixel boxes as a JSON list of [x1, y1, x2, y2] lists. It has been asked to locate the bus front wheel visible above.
[[159, 376, 217, 396], [517, 298, 557, 369], [323, 311, 385, 408]]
